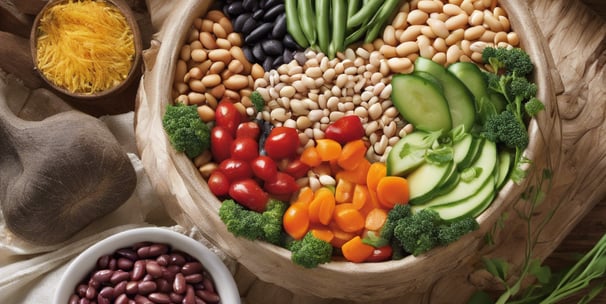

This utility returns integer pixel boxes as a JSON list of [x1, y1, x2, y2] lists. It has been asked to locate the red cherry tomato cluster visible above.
[[207, 98, 304, 212], [324, 115, 366, 145]]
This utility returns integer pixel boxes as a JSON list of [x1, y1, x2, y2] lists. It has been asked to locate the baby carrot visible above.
[[376, 176, 410, 208], [308, 187, 336, 225], [283, 202, 310, 240], [364, 208, 388, 231], [337, 139, 367, 171], [315, 139, 342, 161], [333, 203, 365, 233], [336, 158, 371, 185], [341, 236, 375, 263], [351, 184, 370, 210], [300, 146, 322, 167], [335, 178, 354, 203], [311, 227, 334, 243]]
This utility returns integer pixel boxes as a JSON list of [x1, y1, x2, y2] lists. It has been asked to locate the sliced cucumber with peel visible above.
[[407, 161, 454, 203], [390, 74, 452, 132], [428, 176, 496, 221]]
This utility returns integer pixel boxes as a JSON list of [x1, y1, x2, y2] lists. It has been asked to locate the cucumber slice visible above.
[[453, 133, 473, 164], [428, 177, 496, 221], [495, 150, 513, 190], [416, 140, 497, 209], [457, 137, 484, 171], [386, 131, 428, 176], [414, 57, 476, 131], [391, 74, 452, 132], [409, 162, 459, 205], [447, 62, 489, 101], [407, 161, 454, 203], [412, 71, 443, 91]]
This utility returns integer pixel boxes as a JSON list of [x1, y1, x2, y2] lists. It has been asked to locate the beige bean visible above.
[[208, 49, 232, 64], [383, 25, 398, 46], [251, 63, 264, 79], [480, 30, 496, 43], [206, 10, 225, 23], [199, 32, 218, 49], [193, 18, 203, 31], [498, 15, 510, 32], [421, 25, 437, 39], [407, 10, 429, 25], [175, 59, 187, 83], [446, 44, 462, 64], [460, 0, 474, 15], [483, 12, 503, 32], [445, 13, 469, 30], [189, 79, 205, 93], [230, 47, 252, 74], [191, 49, 207, 62], [212, 22, 227, 39], [197, 105, 215, 122], [209, 61, 225, 74], [469, 10, 484, 26], [395, 41, 419, 57], [180, 45, 191, 61], [460, 39, 472, 56], [188, 67, 203, 80], [399, 25, 423, 42], [507, 32, 520, 46], [210, 84, 225, 99], [227, 60, 244, 74], [445, 28, 464, 45], [218, 16, 233, 33], [471, 51, 483, 63], [380, 44, 398, 58], [494, 31, 508, 44], [392, 12, 408, 29], [387, 57, 413, 73], [189, 40, 202, 50], [199, 163, 218, 179], [225, 89, 241, 101], [432, 52, 447, 65], [443, 3, 463, 15], [201, 19, 214, 33], [201, 74, 221, 87], [464, 25, 485, 40], [216, 38, 232, 49], [188, 92, 205, 105], [197, 60, 212, 76], [433, 37, 447, 52], [427, 18, 449, 38], [226, 32, 242, 47], [418, 0, 443, 13]]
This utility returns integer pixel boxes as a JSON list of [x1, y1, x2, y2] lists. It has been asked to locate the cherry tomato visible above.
[[264, 172, 299, 195], [218, 159, 252, 182], [282, 159, 310, 179], [365, 245, 393, 262], [324, 115, 365, 145], [264, 127, 299, 160], [230, 137, 259, 161], [236, 121, 261, 140], [210, 126, 233, 162], [229, 179, 269, 212], [207, 170, 230, 197], [250, 156, 278, 182], [215, 98, 243, 137]]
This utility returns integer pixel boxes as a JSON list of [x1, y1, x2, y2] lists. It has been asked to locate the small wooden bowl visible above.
[[30, 0, 142, 101], [134, 0, 559, 301]]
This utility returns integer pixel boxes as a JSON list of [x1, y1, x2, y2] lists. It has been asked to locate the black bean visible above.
[[242, 46, 255, 63], [252, 8, 264, 20], [272, 13, 287, 38], [226, 2, 244, 15], [272, 55, 284, 68], [252, 43, 266, 61], [264, 0, 281, 9], [242, 0, 257, 11], [282, 34, 300, 50], [245, 22, 273, 44], [261, 39, 283, 56], [241, 17, 257, 35], [294, 51, 307, 65], [263, 57, 274, 71], [263, 4, 284, 21], [232, 13, 251, 33], [283, 49, 293, 63]]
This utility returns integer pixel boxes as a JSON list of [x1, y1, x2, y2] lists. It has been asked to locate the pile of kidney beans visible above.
[[219, 0, 301, 70]]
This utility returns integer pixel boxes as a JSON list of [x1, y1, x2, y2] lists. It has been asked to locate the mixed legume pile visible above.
[[168, 0, 526, 264], [69, 242, 219, 304]]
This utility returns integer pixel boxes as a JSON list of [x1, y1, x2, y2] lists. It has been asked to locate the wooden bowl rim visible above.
[[29, 0, 143, 100]]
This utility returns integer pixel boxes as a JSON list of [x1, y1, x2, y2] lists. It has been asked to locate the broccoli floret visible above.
[[482, 46, 534, 77], [162, 102, 210, 158], [288, 231, 333, 268], [391, 208, 480, 256], [483, 110, 529, 149], [249, 91, 265, 113], [380, 204, 412, 241], [507, 76, 537, 102], [525, 97, 545, 117], [218, 199, 288, 245], [437, 216, 479, 245]]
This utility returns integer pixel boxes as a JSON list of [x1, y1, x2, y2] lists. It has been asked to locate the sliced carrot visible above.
[[364, 208, 388, 231], [328, 222, 356, 248], [335, 178, 354, 203], [366, 162, 387, 192], [341, 236, 375, 263], [283, 202, 310, 240], [351, 184, 370, 210], [293, 186, 314, 206], [300, 146, 322, 167], [315, 139, 342, 162], [308, 187, 336, 225], [311, 227, 334, 243], [333, 203, 365, 233], [336, 158, 371, 185], [376, 176, 410, 208], [337, 139, 367, 171]]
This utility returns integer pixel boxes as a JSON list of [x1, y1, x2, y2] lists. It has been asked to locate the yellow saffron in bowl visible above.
[[35, 0, 135, 94]]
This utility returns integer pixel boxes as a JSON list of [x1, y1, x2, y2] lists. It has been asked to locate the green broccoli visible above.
[[162, 102, 210, 158], [288, 231, 333, 268], [249, 91, 265, 113], [218, 199, 288, 246], [525, 97, 545, 117], [389, 208, 479, 257], [379, 204, 412, 241], [483, 110, 529, 149], [482, 46, 534, 77]]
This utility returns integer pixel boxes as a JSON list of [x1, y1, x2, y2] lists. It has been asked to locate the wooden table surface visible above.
[[1, 0, 605, 303]]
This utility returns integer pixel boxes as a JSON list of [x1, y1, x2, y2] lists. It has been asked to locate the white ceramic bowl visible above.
[[53, 227, 240, 304]]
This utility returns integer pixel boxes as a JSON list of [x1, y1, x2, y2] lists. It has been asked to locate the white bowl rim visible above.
[[52, 227, 241, 304]]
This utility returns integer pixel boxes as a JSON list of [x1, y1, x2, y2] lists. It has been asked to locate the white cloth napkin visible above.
[[0, 71, 235, 304]]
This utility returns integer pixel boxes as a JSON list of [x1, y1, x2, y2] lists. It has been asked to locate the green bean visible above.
[[347, 0, 360, 20], [331, 0, 347, 56], [298, 0, 316, 46], [315, 0, 331, 54], [285, 0, 309, 48], [364, 0, 401, 44], [347, 0, 383, 30]]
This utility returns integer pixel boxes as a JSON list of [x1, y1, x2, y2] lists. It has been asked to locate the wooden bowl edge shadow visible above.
[[134, 0, 558, 300], [29, 0, 143, 101]]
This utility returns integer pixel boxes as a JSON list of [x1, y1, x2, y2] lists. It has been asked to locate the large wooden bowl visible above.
[[134, 0, 558, 300]]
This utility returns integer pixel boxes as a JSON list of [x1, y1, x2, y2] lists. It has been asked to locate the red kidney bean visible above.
[[148, 292, 171, 303], [181, 262, 203, 276], [110, 270, 130, 284], [85, 285, 97, 299], [145, 261, 163, 278], [202, 276, 216, 293], [92, 269, 113, 284], [98, 286, 114, 299], [87, 277, 100, 289], [125, 281, 139, 294], [196, 289, 221, 303], [156, 278, 172, 293], [173, 273, 187, 294], [142, 274, 154, 282], [156, 254, 170, 266], [78, 298, 90, 304], [185, 273, 204, 284], [169, 253, 187, 266], [69, 294, 80, 304], [183, 285, 196, 304], [138, 280, 157, 295], [118, 257, 134, 271], [116, 248, 138, 261], [77, 284, 88, 297], [114, 280, 127, 296], [131, 260, 146, 281], [170, 292, 184, 303], [114, 294, 130, 304], [149, 244, 169, 257], [134, 294, 153, 304], [108, 258, 118, 270], [97, 255, 110, 269], [97, 294, 111, 304], [136, 246, 152, 258]]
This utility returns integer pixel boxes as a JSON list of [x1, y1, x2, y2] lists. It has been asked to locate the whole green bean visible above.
[[285, 0, 309, 48], [347, 0, 383, 30], [347, 0, 360, 20], [331, 0, 347, 56], [298, 0, 317, 46], [315, 0, 331, 54], [364, 0, 401, 43]]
